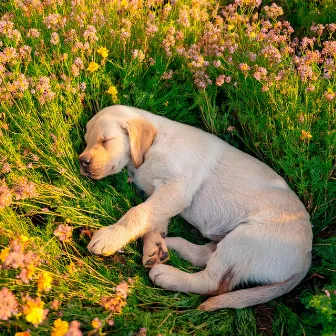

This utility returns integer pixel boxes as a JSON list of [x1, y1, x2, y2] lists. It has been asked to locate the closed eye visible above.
[[102, 137, 116, 144]]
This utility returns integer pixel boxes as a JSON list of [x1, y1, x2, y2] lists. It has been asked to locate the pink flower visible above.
[[83, 25, 98, 42], [239, 63, 250, 71], [161, 70, 173, 80], [213, 60, 221, 67], [50, 32, 60, 45], [216, 75, 225, 86], [0, 287, 19, 320], [66, 321, 82, 336], [2, 163, 10, 173], [0, 179, 12, 208], [54, 224, 73, 242], [27, 28, 40, 38], [264, 3, 284, 19], [115, 280, 130, 299], [12, 177, 38, 200]]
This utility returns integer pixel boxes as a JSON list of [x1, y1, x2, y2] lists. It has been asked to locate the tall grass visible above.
[[0, 0, 335, 335]]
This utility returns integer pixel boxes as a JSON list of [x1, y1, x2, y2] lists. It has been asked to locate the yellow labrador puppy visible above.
[[79, 105, 312, 310]]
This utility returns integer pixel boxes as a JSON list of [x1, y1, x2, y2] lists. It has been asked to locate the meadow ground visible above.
[[0, 0, 335, 335]]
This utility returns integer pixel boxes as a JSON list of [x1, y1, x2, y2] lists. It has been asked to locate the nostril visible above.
[[79, 157, 91, 168]]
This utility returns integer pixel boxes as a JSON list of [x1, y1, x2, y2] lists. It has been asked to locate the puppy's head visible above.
[[79, 106, 157, 180]]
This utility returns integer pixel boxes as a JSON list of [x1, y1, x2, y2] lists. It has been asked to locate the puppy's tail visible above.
[[198, 266, 310, 311]]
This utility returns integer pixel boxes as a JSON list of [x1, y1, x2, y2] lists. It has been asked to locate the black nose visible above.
[[79, 157, 91, 168]]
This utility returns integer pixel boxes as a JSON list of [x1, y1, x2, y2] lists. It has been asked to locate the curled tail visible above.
[[198, 268, 309, 311]]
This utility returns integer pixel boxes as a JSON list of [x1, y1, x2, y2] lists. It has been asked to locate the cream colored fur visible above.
[[79, 105, 313, 310]]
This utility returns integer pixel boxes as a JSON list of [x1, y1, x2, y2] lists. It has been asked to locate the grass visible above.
[[0, 0, 335, 335]]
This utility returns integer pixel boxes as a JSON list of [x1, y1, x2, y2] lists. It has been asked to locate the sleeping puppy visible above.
[[79, 105, 312, 310]]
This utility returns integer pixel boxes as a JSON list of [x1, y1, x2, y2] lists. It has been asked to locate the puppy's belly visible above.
[[181, 203, 244, 241]]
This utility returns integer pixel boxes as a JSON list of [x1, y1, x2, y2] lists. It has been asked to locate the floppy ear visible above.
[[123, 118, 157, 169]]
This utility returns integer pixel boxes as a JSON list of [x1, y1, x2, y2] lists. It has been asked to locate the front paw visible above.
[[87, 226, 122, 256]]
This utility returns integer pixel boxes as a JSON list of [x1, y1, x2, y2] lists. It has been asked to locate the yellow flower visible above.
[[91, 317, 102, 329], [26, 306, 45, 325], [51, 318, 69, 336], [97, 47, 109, 58], [106, 86, 118, 96], [23, 297, 46, 326], [87, 62, 99, 72], [15, 331, 30, 336], [0, 247, 10, 262], [300, 130, 312, 140], [37, 271, 53, 292], [227, 24, 235, 31], [106, 86, 118, 103], [19, 235, 29, 242]]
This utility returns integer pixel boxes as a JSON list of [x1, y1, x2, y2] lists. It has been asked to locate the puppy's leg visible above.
[[143, 230, 169, 268], [166, 237, 217, 267], [149, 263, 237, 295], [88, 179, 193, 256], [149, 231, 242, 295]]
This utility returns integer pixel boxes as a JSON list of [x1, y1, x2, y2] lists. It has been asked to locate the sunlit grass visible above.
[[0, 0, 335, 334]]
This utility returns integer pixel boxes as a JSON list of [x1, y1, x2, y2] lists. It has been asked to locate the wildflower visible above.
[[23, 297, 48, 327], [161, 70, 173, 80], [260, 45, 282, 63], [216, 75, 225, 87], [97, 47, 108, 58], [79, 82, 86, 91], [0, 287, 19, 320], [66, 321, 82, 336], [324, 89, 335, 101], [14, 331, 30, 336], [146, 23, 158, 36], [51, 299, 61, 311], [248, 52, 257, 61], [264, 3, 284, 19], [137, 328, 147, 336], [0, 179, 12, 208], [37, 271, 53, 293], [107, 320, 114, 326], [44, 14, 66, 30], [50, 32, 60, 45], [324, 289, 331, 298], [83, 25, 98, 42], [116, 280, 130, 299], [0, 247, 10, 262], [71, 64, 79, 77], [235, 0, 262, 9], [300, 130, 312, 141], [227, 126, 236, 132], [51, 318, 69, 336], [148, 57, 155, 66], [91, 317, 102, 329], [2, 163, 10, 173], [239, 63, 250, 72], [106, 86, 118, 103], [213, 60, 221, 67], [54, 224, 73, 242], [310, 23, 325, 36], [177, 6, 190, 28], [132, 49, 145, 62], [101, 296, 126, 313], [253, 67, 267, 81], [87, 62, 99, 72], [297, 64, 314, 81], [12, 177, 38, 200], [27, 28, 40, 38]]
